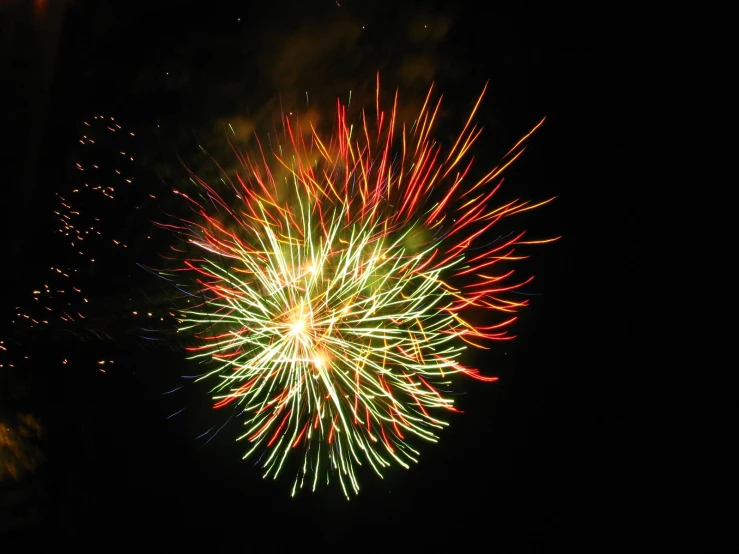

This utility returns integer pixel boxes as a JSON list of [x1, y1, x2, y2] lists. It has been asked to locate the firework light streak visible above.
[[157, 77, 556, 498]]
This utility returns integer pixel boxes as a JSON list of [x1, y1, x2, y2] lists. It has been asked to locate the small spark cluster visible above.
[[2, 116, 137, 370]]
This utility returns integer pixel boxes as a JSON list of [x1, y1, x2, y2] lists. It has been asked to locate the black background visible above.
[[1, 1, 626, 549]]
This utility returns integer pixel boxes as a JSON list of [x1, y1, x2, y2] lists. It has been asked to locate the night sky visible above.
[[1, 1, 625, 549]]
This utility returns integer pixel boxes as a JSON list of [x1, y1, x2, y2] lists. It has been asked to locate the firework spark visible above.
[[158, 77, 556, 498], [2, 115, 143, 371]]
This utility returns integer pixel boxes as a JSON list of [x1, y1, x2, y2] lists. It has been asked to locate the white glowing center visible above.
[[290, 319, 306, 336]]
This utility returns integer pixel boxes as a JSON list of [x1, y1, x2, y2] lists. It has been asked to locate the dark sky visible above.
[[1, 0, 626, 549]]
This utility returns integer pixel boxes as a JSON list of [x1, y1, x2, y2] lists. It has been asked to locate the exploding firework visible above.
[[156, 78, 556, 498]]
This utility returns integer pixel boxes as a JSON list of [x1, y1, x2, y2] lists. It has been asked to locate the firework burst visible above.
[[157, 77, 556, 498]]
